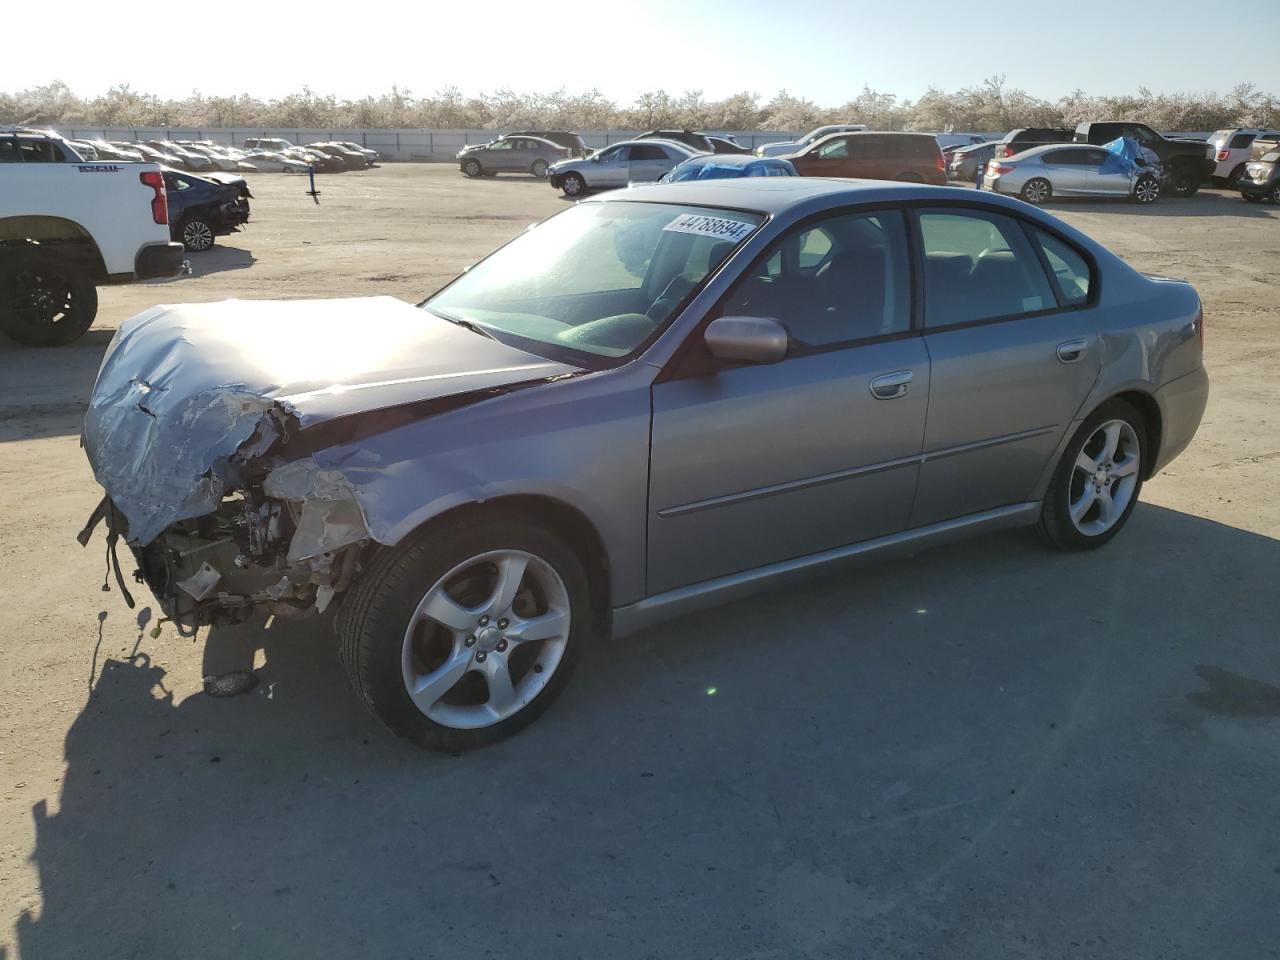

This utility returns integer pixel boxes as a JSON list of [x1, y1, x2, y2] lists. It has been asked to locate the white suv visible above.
[[1208, 128, 1280, 184]]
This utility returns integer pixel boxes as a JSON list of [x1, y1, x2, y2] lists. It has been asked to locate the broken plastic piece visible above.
[[177, 561, 222, 601]]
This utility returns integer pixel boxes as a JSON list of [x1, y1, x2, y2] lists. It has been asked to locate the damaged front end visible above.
[[132, 478, 367, 627], [78, 296, 583, 629], [81, 406, 374, 627]]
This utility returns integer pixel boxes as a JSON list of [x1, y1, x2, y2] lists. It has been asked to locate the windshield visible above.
[[423, 201, 764, 360]]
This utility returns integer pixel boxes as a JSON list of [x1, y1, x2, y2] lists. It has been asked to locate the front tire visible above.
[[338, 512, 590, 751], [1021, 178, 1051, 204], [0, 248, 98, 347], [1166, 168, 1200, 197], [462, 158, 482, 178], [561, 172, 586, 197], [1036, 399, 1146, 551], [1133, 174, 1160, 204], [179, 215, 215, 252]]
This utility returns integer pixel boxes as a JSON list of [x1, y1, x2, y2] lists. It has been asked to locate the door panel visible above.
[[648, 339, 930, 593], [912, 311, 1101, 526]]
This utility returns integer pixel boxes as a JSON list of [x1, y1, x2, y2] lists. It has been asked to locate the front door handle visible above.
[[869, 370, 914, 400], [1057, 338, 1089, 363]]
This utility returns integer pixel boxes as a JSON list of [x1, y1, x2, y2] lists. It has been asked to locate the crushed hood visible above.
[[83, 296, 581, 544]]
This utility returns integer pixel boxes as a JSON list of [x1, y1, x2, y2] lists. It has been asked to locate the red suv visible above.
[[784, 132, 946, 185]]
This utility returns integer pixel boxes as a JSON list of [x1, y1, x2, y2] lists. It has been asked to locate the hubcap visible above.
[[401, 550, 571, 729], [1069, 419, 1141, 536], [564, 177, 581, 195]]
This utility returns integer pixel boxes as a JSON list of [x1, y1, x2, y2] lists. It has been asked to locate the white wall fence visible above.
[[54, 127, 1004, 161]]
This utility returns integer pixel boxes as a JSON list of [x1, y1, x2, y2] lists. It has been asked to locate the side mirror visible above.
[[704, 316, 788, 364]]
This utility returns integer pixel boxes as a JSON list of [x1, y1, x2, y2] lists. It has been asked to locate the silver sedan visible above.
[[548, 139, 700, 195], [81, 179, 1208, 751], [984, 144, 1161, 204]]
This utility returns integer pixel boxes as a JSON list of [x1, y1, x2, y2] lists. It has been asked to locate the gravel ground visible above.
[[1, 165, 1277, 960]]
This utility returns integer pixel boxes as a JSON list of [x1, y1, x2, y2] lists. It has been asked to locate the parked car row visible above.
[[62, 136, 382, 175], [544, 130, 949, 196]]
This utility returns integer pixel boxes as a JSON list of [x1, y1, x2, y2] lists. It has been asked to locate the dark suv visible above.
[[993, 128, 1074, 159], [636, 129, 714, 153], [1074, 122, 1215, 196], [786, 132, 946, 185]]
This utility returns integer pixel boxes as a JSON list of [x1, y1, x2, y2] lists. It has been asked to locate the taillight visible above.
[[1216, 149, 1230, 162], [988, 163, 1014, 175], [139, 170, 167, 225], [936, 153, 945, 172]]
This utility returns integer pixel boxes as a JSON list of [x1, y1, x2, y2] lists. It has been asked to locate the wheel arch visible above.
[[0, 216, 107, 281], [372, 494, 613, 633], [1110, 389, 1163, 479]]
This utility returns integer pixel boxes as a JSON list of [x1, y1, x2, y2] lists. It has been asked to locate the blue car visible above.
[[659, 154, 796, 183], [162, 170, 252, 252]]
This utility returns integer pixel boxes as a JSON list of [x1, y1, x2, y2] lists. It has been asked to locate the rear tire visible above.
[[0, 247, 98, 347], [1036, 399, 1147, 551], [1227, 163, 1246, 187], [530, 159, 548, 179], [337, 512, 591, 752], [1020, 178, 1051, 204], [179, 215, 216, 252]]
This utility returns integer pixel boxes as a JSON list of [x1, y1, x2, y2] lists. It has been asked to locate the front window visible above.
[[424, 201, 765, 360]]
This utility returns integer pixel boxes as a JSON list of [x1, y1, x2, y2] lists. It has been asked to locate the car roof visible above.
[[607, 138, 699, 154], [610, 177, 1032, 216], [1007, 142, 1105, 160], [677, 154, 782, 167]]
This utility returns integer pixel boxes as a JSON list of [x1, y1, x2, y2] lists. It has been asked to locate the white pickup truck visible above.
[[0, 127, 186, 346]]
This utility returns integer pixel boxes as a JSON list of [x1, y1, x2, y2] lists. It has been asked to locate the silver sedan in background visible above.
[[547, 139, 700, 195], [457, 135, 569, 179], [81, 178, 1208, 751], [984, 144, 1161, 204]]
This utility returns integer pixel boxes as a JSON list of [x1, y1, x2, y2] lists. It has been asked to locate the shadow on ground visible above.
[[14, 505, 1280, 958]]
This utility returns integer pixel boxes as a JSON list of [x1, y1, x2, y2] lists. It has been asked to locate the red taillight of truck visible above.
[[139, 170, 168, 225]]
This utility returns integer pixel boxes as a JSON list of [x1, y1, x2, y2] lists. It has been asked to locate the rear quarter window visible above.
[[1230, 133, 1257, 149]]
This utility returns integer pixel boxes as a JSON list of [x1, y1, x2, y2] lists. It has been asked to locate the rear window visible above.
[[899, 136, 937, 158], [918, 210, 1057, 328], [1032, 229, 1092, 305]]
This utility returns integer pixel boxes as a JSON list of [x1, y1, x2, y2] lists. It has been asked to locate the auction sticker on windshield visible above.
[[663, 213, 755, 243]]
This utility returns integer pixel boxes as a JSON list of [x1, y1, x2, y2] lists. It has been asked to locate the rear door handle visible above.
[[869, 370, 914, 400], [1057, 338, 1089, 363]]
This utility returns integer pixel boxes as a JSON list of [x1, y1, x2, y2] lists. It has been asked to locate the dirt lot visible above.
[[1, 165, 1278, 959]]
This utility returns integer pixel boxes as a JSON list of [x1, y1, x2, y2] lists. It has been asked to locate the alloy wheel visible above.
[[401, 550, 571, 730], [1135, 177, 1160, 203], [11, 266, 76, 328], [182, 220, 214, 251], [1023, 179, 1049, 204], [1069, 419, 1141, 536]]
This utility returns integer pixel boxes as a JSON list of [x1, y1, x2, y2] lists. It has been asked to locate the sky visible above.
[[5, 0, 1277, 105]]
